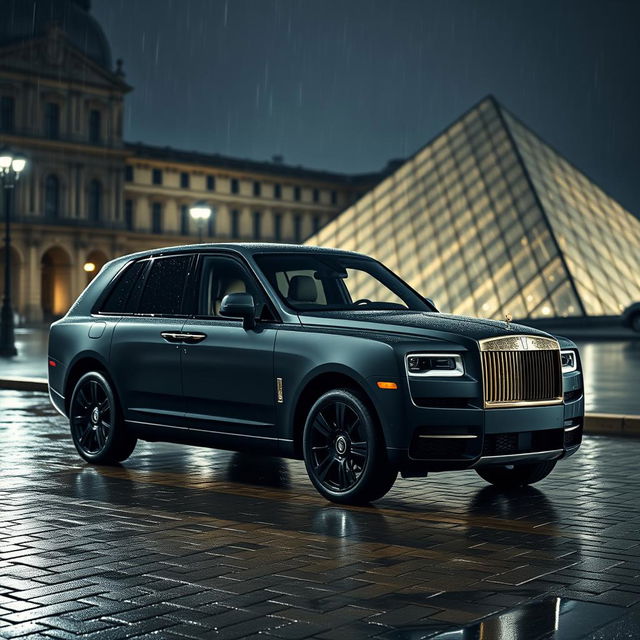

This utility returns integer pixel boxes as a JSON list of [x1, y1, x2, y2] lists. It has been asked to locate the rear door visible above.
[[110, 254, 194, 428], [180, 254, 278, 439]]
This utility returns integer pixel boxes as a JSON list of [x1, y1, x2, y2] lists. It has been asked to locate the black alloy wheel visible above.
[[69, 372, 136, 464], [303, 389, 397, 504]]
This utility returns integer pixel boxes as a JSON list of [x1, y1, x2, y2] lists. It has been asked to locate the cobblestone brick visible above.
[[1, 389, 640, 638]]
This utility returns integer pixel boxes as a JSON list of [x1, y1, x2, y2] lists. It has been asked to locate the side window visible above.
[[138, 255, 192, 316], [100, 260, 147, 313], [197, 256, 266, 318]]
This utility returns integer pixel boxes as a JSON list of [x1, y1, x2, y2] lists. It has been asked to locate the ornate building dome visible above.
[[0, 0, 112, 70]]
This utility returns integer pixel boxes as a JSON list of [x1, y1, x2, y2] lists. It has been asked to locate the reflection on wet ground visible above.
[[1, 390, 640, 639], [428, 597, 640, 639], [574, 340, 640, 414]]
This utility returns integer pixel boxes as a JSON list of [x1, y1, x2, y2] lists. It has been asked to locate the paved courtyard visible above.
[[1, 390, 640, 639]]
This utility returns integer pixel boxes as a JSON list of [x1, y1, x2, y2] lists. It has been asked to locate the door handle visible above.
[[160, 331, 185, 343], [181, 332, 207, 344], [161, 332, 207, 344]]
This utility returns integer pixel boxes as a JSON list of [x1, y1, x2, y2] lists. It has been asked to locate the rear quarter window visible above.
[[99, 260, 147, 313]]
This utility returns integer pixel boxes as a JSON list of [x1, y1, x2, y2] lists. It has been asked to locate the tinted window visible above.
[[138, 255, 191, 315], [100, 261, 147, 313]]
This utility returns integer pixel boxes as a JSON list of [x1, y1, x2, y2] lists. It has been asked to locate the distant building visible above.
[[0, 0, 381, 322], [306, 97, 640, 319]]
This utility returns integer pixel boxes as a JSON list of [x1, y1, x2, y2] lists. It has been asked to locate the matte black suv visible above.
[[48, 244, 584, 504]]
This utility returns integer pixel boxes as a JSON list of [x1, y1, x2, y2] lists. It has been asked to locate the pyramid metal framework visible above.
[[305, 97, 640, 319]]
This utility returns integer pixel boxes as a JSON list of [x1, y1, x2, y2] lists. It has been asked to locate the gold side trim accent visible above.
[[276, 377, 284, 404]]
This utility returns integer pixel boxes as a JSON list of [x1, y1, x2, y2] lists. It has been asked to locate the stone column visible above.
[[24, 238, 43, 323], [71, 235, 88, 302]]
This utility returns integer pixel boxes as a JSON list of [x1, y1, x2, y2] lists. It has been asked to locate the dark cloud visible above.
[[93, 0, 640, 215]]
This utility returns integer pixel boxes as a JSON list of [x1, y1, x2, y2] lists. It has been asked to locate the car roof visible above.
[[111, 243, 368, 264]]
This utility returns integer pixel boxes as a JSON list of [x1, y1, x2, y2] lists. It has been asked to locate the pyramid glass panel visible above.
[[503, 111, 640, 315], [309, 98, 576, 319], [307, 97, 640, 319]]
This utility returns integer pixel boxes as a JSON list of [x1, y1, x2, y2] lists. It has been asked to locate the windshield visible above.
[[254, 253, 432, 313]]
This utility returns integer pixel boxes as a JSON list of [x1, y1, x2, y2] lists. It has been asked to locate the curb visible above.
[[0, 377, 48, 393], [0, 377, 638, 438], [584, 413, 640, 438]]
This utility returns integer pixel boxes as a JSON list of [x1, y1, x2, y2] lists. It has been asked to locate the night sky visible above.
[[93, 0, 640, 216]]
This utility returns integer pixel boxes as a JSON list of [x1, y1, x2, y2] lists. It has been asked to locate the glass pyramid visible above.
[[306, 97, 640, 318]]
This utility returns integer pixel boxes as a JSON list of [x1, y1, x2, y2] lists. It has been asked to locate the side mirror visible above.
[[425, 297, 438, 312], [219, 292, 256, 330]]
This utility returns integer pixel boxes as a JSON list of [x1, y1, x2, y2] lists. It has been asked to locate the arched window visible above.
[[88, 179, 102, 222], [44, 175, 60, 218]]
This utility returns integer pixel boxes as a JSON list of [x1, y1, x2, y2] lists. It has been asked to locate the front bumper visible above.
[[386, 369, 584, 474]]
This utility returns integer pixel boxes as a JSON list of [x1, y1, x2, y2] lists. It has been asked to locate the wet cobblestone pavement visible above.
[[1, 390, 640, 639]]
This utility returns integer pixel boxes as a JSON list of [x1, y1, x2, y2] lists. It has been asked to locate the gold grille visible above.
[[479, 335, 563, 408]]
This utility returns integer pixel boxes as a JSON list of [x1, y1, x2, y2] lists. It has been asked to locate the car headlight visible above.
[[560, 349, 578, 374], [406, 353, 464, 377]]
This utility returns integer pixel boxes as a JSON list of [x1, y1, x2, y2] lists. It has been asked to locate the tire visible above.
[[632, 313, 640, 333], [69, 371, 137, 464], [302, 388, 397, 505], [476, 460, 556, 489]]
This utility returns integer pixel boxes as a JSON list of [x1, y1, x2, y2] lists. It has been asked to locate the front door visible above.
[[181, 254, 278, 439]]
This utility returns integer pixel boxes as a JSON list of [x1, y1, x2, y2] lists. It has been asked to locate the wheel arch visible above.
[[289, 367, 384, 459], [64, 352, 115, 415]]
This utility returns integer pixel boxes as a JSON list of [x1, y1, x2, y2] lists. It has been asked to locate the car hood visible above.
[[299, 310, 555, 345]]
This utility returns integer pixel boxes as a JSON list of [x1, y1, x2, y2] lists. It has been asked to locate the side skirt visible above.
[[126, 419, 292, 456]]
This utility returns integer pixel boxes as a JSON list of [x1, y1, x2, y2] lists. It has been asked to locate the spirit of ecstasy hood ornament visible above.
[[504, 313, 512, 329]]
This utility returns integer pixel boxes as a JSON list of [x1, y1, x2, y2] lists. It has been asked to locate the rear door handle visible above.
[[160, 332, 207, 344], [161, 331, 185, 343]]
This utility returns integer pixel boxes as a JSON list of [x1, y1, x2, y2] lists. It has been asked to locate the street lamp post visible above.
[[0, 148, 27, 358], [189, 201, 213, 243]]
